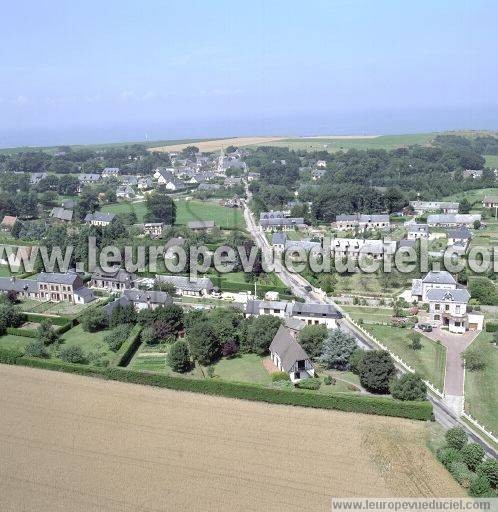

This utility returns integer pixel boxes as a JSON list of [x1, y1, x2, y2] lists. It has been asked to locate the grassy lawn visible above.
[[18, 299, 92, 317], [363, 324, 446, 391], [442, 187, 498, 205], [268, 133, 434, 152], [342, 305, 393, 324], [175, 199, 244, 229], [101, 201, 148, 222], [0, 334, 33, 352], [212, 354, 271, 385], [59, 325, 111, 359], [485, 155, 498, 168], [0, 265, 12, 276], [464, 331, 498, 434]]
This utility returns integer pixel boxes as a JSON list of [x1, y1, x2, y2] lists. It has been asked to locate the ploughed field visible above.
[[0, 364, 463, 512]]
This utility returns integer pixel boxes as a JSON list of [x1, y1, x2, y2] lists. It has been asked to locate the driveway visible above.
[[416, 327, 479, 397]]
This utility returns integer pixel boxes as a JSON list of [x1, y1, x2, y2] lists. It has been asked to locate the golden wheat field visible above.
[[0, 364, 464, 512], [148, 136, 286, 153]]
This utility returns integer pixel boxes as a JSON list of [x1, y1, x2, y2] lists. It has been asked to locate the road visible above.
[[242, 195, 497, 460]]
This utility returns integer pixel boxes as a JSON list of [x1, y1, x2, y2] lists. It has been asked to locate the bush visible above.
[[437, 447, 463, 469], [296, 378, 321, 390], [323, 375, 332, 385], [24, 340, 50, 359], [359, 350, 396, 394], [319, 330, 357, 370], [59, 345, 88, 364], [349, 349, 365, 375], [389, 373, 427, 401], [448, 461, 474, 488], [476, 459, 498, 488], [445, 427, 468, 450], [408, 331, 422, 350], [168, 340, 191, 373], [485, 322, 498, 333], [469, 475, 493, 497], [37, 320, 60, 346], [0, 347, 23, 364], [104, 324, 132, 352], [110, 325, 142, 367], [80, 308, 108, 332], [462, 347, 486, 371], [461, 443, 485, 471], [271, 371, 290, 382]]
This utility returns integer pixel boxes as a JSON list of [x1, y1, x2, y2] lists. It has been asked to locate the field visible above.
[[18, 298, 92, 317], [485, 154, 498, 168], [175, 199, 245, 229], [361, 324, 446, 391], [464, 331, 498, 434], [149, 136, 286, 153], [0, 334, 33, 351], [266, 133, 434, 152], [342, 305, 394, 324], [442, 187, 498, 205], [101, 200, 148, 222], [0, 364, 463, 511]]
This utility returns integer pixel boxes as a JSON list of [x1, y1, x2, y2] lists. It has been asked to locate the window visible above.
[[456, 305, 461, 314], [294, 371, 300, 380], [297, 360, 305, 370], [445, 305, 450, 311], [435, 304, 440, 310]]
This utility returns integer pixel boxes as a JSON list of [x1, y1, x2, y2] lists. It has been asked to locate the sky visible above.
[[1, 0, 497, 147]]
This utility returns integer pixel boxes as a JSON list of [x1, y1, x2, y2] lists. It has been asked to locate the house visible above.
[[154, 169, 186, 190], [1, 215, 18, 232], [155, 275, 215, 296], [316, 160, 327, 168], [271, 232, 288, 251], [447, 227, 472, 248], [90, 268, 136, 291], [29, 172, 47, 185], [50, 207, 73, 222], [84, 212, 116, 227], [482, 195, 498, 208], [197, 183, 221, 192], [153, 167, 175, 180], [77, 174, 101, 185], [103, 289, 172, 314], [121, 175, 138, 186], [140, 223, 164, 238], [116, 185, 135, 200], [245, 300, 341, 328], [411, 270, 459, 302], [427, 214, 481, 227], [102, 167, 120, 178], [409, 201, 459, 214], [187, 220, 215, 232], [285, 239, 321, 252], [260, 211, 289, 220], [463, 169, 483, 179], [311, 168, 326, 180], [138, 177, 153, 190], [334, 214, 390, 231], [39, 272, 95, 304], [407, 223, 429, 240], [260, 217, 306, 231], [61, 199, 76, 210], [269, 324, 315, 383], [247, 172, 260, 182], [224, 177, 243, 188], [330, 238, 397, 260]]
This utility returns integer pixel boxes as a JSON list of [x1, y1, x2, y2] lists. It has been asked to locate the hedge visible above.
[[109, 325, 142, 367], [0, 350, 433, 421], [25, 313, 72, 326], [6, 327, 38, 338], [485, 322, 498, 333]]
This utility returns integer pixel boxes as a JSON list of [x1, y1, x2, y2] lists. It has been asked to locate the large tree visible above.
[[298, 324, 328, 359], [358, 350, 396, 394], [319, 329, 357, 370], [145, 191, 177, 224]]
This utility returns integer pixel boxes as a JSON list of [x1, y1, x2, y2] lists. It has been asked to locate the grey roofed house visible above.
[[0, 277, 38, 295], [102, 167, 120, 176], [188, 220, 215, 230], [272, 232, 288, 245], [50, 207, 73, 222], [448, 227, 472, 240], [269, 325, 311, 372], [427, 213, 481, 226], [422, 270, 457, 286], [283, 317, 306, 331], [62, 199, 76, 209], [84, 212, 116, 223], [102, 295, 131, 317], [260, 217, 305, 228], [285, 239, 321, 251], [399, 239, 416, 248], [198, 183, 221, 191], [408, 223, 429, 234], [260, 211, 287, 220], [224, 177, 243, 187], [74, 287, 95, 303], [411, 279, 423, 297], [155, 275, 214, 293], [291, 301, 342, 319], [78, 173, 101, 183], [121, 175, 138, 186], [426, 288, 470, 303], [336, 214, 390, 223], [116, 184, 135, 197], [37, 272, 81, 285], [91, 267, 136, 285], [122, 288, 173, 306]]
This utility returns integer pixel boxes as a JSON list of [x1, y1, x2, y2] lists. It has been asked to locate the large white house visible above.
[[427, 214, 481, 227], [409, 201, 459, 214], [334, 214, 390, 231], [330, 238, 397, 260]]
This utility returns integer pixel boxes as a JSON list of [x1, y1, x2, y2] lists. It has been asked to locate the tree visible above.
[[75, 188, 99, 220], [349, 349, 366, 375], [240, 315, 282, 355], [389, 373, 426, 401], [37, 320, 60, 346], [408, 331, 422, 350], [80, 308, 108, 332], [104, 324, 132, 352], [109, 304, 137, 328], [473, 219, 481, 230], [358, 350, 396, 394], [462, 346, 486, 371], [445, 427, 468, 450], [145, 191, 176, 224], [476, 459, 498, 488], [319, 329, 357, 370], [458, 198, 471, 214], [168, 340, 191, 373], [59, 345, 87, 364], [298, 324, 328, 359], [461, 443, 485, 471], [24, 340, 49, 358], [187, 320, 220, 365], [469, 475, 492, 497], [468, 277, 498, 305]]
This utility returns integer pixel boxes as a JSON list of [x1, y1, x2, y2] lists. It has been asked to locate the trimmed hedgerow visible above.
[[0, 347, 24, 364], [485, 322, 498, 333], [25, 313, 72, 326], [109, 325, 142, 367], [6, 327, 38, 338]]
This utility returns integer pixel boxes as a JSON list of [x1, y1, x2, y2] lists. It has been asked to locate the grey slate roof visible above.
[[37, 272, 80, 285], [91, 268, 136, 284], [84, 212, 116, 223], [408, 223, 429, 234], [188, 220, 215, 229], [426, 288, 470, 303], [291, 301, 342, 319], [448, 227, 471, 240], [62, 199, 76, 209], [269, 325, 311, 372], [122, 289, 173, 305], [78, 174, 101, 182], [272, 232, 288, 245], [260, 217, 305, 227], [336, 214, 389, 223], [0, 277, 38, 294], [50, 207, 73, 221], [422, 271, 457, 286]]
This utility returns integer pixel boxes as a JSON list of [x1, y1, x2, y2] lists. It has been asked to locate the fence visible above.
[[461, 411, 498, 446]]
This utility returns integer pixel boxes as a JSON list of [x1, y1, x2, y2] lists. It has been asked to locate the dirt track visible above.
[[0, 364, 463, 511], [148, 136, 285, 153]]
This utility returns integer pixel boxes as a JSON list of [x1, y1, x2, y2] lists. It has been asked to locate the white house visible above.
[[334, 214, 390, 231], [330, 238, 397, 260], [447, 227, 471, 248], [407, 223, 429, 240], [482, 195, 498, 208], [155, 275, 215, 296], [409, 201, 459, 214], [427, 214, 481, 227], [84, 212, 116, 227]]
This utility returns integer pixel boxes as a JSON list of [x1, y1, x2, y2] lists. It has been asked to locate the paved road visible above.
[[242, 196, 497, 460]]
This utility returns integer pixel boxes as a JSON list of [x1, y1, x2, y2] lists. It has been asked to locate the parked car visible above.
[[418, 323, 433, 332]]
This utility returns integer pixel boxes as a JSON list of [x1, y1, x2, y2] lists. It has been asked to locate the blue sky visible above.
[[1, 0, 497, 147]]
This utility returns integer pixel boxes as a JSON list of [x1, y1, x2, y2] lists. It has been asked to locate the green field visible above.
[[485, 155, 498, 168], [442, 187, 498, 205], [464, 331, 498, 434], [342, 305, 393, 324], [175, 199, 244, 229], [0, 334, 33, 351], [101, 201, 148, 222], [362, 324, 446, 391], [267, 133, 434, 152]]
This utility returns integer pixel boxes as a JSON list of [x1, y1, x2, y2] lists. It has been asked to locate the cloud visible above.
[[15, 95, 29, 106]]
